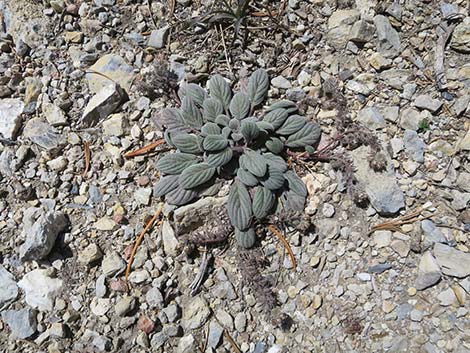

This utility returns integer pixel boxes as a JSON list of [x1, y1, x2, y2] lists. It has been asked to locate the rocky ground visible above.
[[1, 0, 470, 352]]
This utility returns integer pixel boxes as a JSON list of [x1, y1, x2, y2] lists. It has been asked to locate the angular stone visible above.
[[404, 130, 426, 163], [415, 251, 441, 290], [162, 221, 179, 256], [18, 269, 63, 311], [101, 251, 126, 277], [399, 108, 423, 131], [350, 20, 375, 43], [437, 288, 457, 306], [19, 211, 68, 261], [421, 220, 447, 245], [451, 21, 470, 53], [433, 243, 470, 278], [81, 83, 127, 127], [0, 98, 24, 139], [271, 76, 292, 89], [414, 94, 443, 113], [357, 107, 386, 130], [79, 243, 103, 265], [102, 113, 127, 136], [94, 217, 117, 231], [43, 102, 67, 126], [148, 27, 170, 49], [0, 265, 18, 310], [23, 118, 65, 151], [182, 296, 211, 330], [86, 54, 135, 94], [374, 15, 401, 56], [207, 321, 223, 349], [1, 308, 37, 339]]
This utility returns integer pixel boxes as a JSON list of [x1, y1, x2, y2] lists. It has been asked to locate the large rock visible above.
[[182, 296, 211, 330], [147, 27, 170, 49], [0, 265, 18, 309], [351, 146, 405, 215], [374, 15, 401, 56], [403, 130, 426, 163], [18, 269, 63, 311], [0, 98, 24, 140], [326, 9, 360, 49], [81, 83, 127, 127], [86, 54, 135, 94], [19, 211, 69, 261], [23, 118, 65, 151], [433, 243, 470, 278], [451, 20, 470, 53], [1, 308, 37, 339], [415, 251, 441, 290]]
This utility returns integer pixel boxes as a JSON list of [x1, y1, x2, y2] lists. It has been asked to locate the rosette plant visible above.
[[153, 69, 321, 248]]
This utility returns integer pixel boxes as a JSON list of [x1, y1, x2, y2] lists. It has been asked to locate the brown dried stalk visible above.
[[223, 330, 242, 353], [125, 207, 163, 282], [124, 139, 166, 159], [82, 141, 91, 177], [268, 225, 296, 270]]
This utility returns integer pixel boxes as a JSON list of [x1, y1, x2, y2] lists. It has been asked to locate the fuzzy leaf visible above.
[[183, 83, 207, 106], [215, 114, 230, 126], [235, 227, 256, 248], [265, 137, 284, 154], [203, 135, 229, 151], [165, 186, 199, 206], [256, 121, 274, 132], [179, 163, 216, 189], [207, 147, 233, 167], [280, 190, 305, 211], [252, 186, 275, 220], [156, 153, 198, 174], [263, 153, 288, 172], [228, 118, 240, 131], [222, 126, 232, 138], [232, 132, 243, 142], [284, 170, 307, 197], [172, 134, 202, 154], [276, 115, 307, 135], [240, 121, 259, 142], [154, 175, 180, 197], [155, 108, 186, 131], [181, 96, 203, 128], [285, 122, 321, 148], [260, 165, 285, 190], [208, 74, 232, 109], [229, 92, 250, 120], [203, 98, 224, 122], [201, 122, 221, 136], [240, 150, 267, 177], [266, 100, 298, 114], [227, 180, 252, 230], [263, 108, 288, 129], [237, 168, 258, 187], [247, 69, 269, 108]]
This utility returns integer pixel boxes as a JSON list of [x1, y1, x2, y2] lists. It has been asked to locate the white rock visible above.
[[43, 102, 67, 126], [18, 269, 63, 311], [0, 98, 24, 140], [433, 243, 470, 278], [0, 265, 18, 310], [81, 83, 126, 127], [162, 221, 179, 256], [102, 113, 126, 137]]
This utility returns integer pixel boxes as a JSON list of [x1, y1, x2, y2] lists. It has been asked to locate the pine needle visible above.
[[124, 139, 166, 159], [125, 207, 163, 282], [223, 330, 242, 353], [268, 224, 297, 270], [82, 141, 91, 177]]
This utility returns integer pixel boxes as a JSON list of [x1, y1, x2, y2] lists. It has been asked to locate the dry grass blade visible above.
[[124, 139, 166, 158], [169, 0, 176, 18], [125, 207, 163, 282], [82, 141, 91, 177], [268, 225, 297, 270], [223, 330, 242, 353]]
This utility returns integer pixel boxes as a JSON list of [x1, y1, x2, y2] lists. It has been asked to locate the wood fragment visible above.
[[223, 330, 242, 353], [189, 249, 213, 296], [124, 139, 166, 158], [435, 22, 457, 91], [82, 141, 91, 177], [169, 0, 176, 18], [268, 225, 297, 270], [125, 207, 163, 282]]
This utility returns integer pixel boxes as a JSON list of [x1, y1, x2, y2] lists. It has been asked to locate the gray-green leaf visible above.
[[235, 227, 256, 248], [156, 153, 198, 174], [201, 122, 221, 136], [203, 98, 224, 122], [215, 114, 230, 126], [265, 137, 284, 154], [285, 121, 321, 148], [240, 150, 267, 177], [240, 121, 259, 142], [206, 147, 233, 167], [179, 163, 216, 189], [247, 69, 269, 108], [172, 134, 202, 154], [276, 115, 307, 135], [266, 100, 298, 114], [154, 175, 180, 197], [208, 74, 232, 109], [155, 108, 186, 131], [284, 170, 307, 197], [256, 121, 274, 132], [263, 152, 288, 172], [229, 92, 250, 120], [184, 83, 207, 106], [260, 165, 285, 190], [237, 168, 258, 187], [227, 180, 252, 230], [165, 186, 199, 206], [252, 186, 275, 220], [203, 135, 229, 151], [181, 96, 203, 128], [263, 108, 288, 129]]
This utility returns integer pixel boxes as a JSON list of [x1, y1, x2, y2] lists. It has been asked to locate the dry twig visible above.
[[82, 141, 91, 177], [124, 139, 166, 158], [268, 225, 297, 270], [125, 207, 163, 282], [435, 22, 457, 91], [223, 330, 242, 353]]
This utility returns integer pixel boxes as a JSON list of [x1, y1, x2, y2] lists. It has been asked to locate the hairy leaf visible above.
[[154, 175, 180, 197], [240, 121, 259, 141], [165, 186, 199, 206], [276, 115, 307, 135], [203, 135, 229, 151], [280, 190, 305, 211], [260, 165, 285, 190], [235, 227, 256, 248], [227, 180, 252, 230], [201, 122, 221, 136], [284, 170, 307, 197], [172, 134, 202, 154], [232, 132, 243, 142], [156, 153, 198, 174], [222, 126, 232, 138], [155, 108, 186, 131], [203, 98, 224, 122], [179, 163, 216, 189], [207, 147, 233, 167], [228, 118, 240, 131], [285, 122, 322, 148], [237, 168, 258, 187], [263, 152, 288, 172], [256, 121, 274, 132], [208, 74, 232, 109], [240, 150, 267, 177], [183, 83, 207, 106], [181, 96, 203, 128], [252, 186, 275, 220], [229, 92, 250, 120], [263, 108, 288, 129], [266, 100, 298, 114], [215, 114, 230, 126], [265, 137, 284, 154], [247, 68, 269, 108]]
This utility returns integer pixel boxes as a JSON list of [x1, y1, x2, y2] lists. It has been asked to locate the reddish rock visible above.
[[137, 315, 155, 334]]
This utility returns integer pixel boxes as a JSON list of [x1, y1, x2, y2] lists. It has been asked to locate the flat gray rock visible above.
[[1, 308, 37, 339], [182, 296, 211, 330], [0, 265, 18, 309], [86, 54, 135, 94], [433, 243, 470, 278], [404, 130, 426, 163], [374, 15, 401, 56], [23, 118, 65, 151], [0, 98, 24, 140], [81, 83, 127, 127], [148, 27, 169, 49]]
